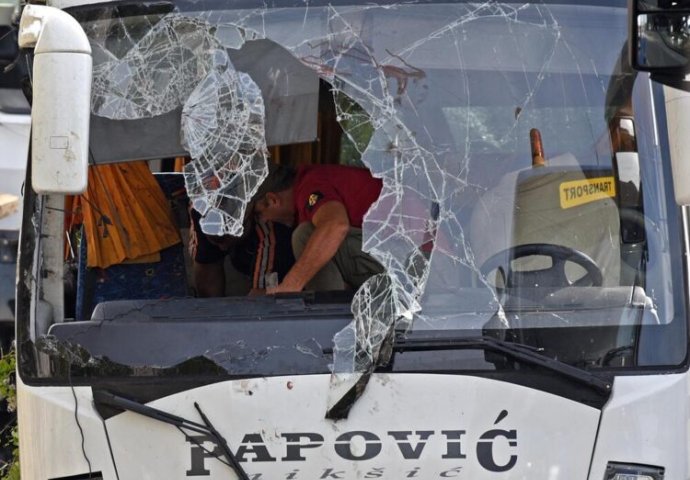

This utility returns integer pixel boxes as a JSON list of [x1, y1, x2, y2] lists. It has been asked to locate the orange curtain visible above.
[[70, 161, 180, 269]]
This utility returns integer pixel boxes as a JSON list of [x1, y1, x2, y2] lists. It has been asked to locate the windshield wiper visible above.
[[391, 334, 612, 394], [93, 390, 250, 480]]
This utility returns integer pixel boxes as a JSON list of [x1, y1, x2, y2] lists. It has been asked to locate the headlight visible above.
[[604, 462, 664, 480]]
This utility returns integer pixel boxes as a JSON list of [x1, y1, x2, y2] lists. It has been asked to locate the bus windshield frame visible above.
[[16, 0, 690, 399]]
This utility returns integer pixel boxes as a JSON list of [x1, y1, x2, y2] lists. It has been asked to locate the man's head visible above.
[[253, 163, 297, 226]]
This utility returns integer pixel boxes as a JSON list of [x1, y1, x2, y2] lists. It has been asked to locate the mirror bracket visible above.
[[651, 73, 690, 92]]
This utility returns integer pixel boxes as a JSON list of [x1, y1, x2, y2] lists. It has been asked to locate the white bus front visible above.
[[15, 1, 689, 479]]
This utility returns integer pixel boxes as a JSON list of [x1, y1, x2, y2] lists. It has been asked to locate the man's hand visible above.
[[266, 281, 302, 295]]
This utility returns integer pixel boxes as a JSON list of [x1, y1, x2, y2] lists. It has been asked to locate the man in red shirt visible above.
[[253, 163, 384, 294]]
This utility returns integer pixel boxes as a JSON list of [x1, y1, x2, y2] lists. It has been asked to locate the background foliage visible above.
[[0, 348, 18, 480]]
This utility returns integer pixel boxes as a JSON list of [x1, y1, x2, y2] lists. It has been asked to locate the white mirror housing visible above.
[[19, 4, 91, 194]]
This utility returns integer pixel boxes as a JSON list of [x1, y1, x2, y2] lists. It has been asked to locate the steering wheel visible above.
[[480, 243, 603, 288]]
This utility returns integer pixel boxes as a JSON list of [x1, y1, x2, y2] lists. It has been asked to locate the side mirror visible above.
[[18, 5, 91, 194], [629, 0, 690, 90]]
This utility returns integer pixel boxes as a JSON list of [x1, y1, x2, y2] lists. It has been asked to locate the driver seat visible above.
[[470, 159, 621, 288]]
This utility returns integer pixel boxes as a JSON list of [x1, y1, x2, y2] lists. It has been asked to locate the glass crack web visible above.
[[85, 2, 584, 415], [89, 15, 268, 236]]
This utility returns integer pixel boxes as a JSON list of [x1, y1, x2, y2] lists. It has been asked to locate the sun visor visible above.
[[88, 40, 319, 164], [226, 40, 319, 147]]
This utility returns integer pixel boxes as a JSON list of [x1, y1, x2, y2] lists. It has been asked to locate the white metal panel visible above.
[[17, 376, 115, 480], [588, 374, 689, 479], [19, 374, 603, 479], [109, 375, 601, 478]]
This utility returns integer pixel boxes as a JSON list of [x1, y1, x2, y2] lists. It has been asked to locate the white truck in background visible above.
[[0, 0, 28, 350]]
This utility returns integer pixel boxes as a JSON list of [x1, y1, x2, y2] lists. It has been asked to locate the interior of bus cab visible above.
[[27, 8, 685, 383]]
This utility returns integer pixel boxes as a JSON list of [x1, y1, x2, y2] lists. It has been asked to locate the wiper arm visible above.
[[393, 335, 612, 395], [93, 390, 250, 480]]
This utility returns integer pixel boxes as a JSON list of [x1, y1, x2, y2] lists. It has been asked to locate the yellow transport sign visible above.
[[559, 176, 616, 209]]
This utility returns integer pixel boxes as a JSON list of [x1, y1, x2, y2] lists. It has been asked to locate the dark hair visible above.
[[255, 163, 296, 198]]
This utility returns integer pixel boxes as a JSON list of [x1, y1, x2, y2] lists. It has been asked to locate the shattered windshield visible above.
[[18, 1, 687, 400]]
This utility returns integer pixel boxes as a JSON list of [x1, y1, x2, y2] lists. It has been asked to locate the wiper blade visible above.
[[393, 335, 612, 395], [93, 390, 250, 480]]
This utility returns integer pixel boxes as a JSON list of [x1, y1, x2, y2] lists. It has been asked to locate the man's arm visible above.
[[268, 201, 349, 294], [193, 261, 225, 297]]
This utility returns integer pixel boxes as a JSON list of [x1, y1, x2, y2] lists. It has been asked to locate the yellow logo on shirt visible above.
[[308, 193, 320, 207]]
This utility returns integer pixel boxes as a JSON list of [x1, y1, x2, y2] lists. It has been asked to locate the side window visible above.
[[334, 90, 374, 168]]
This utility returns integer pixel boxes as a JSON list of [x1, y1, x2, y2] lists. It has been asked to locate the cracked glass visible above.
[[18, 0, 687, 414]]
